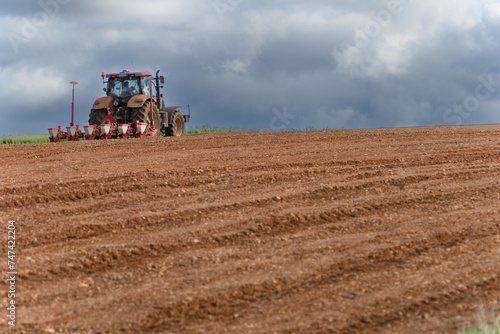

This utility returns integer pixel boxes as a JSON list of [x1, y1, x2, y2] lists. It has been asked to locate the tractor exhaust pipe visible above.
[[155, 70, 164, 111]]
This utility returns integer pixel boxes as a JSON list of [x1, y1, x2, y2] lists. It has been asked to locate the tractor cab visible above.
[[105, 71, 152, 100]]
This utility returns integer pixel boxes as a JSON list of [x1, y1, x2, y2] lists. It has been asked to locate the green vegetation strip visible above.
[[459, 316, 500, 334], [186, 126, 240, 134], [0, 127, 241, 145], [0, 135, 50, 144]]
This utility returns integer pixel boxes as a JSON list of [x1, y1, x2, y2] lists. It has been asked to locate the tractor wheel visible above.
[[130, 101, 160, 137], [165, 111, 185, 137], [89, 109, 107, 126]]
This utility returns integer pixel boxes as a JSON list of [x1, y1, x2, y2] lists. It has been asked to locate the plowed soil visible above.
[[1, 125, 500, 333]]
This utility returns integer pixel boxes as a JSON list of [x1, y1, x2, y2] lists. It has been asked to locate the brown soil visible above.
[[1, 125, 500, 333]]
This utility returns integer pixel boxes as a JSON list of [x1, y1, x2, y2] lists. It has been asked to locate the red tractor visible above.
[[48, 70, 190, 142], [89, 70, 189, 137]]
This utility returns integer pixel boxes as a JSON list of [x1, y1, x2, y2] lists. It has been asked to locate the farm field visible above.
[[1, 125, 500, 333]]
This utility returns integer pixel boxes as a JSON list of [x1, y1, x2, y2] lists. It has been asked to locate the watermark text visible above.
[[8, 0, 73, 54], [337, 0, 410, 63], [213, 0, 243, 20], [443, 74, 500, 125], [6, 219, 17, 327]]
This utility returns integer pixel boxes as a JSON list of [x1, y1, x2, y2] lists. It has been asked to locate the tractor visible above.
[[89, 70, 189, 137]]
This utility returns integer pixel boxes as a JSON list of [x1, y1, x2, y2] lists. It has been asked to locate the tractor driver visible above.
[[121, 81, 136, 97]]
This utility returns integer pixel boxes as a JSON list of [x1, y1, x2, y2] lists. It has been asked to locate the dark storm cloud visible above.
[[1, 0, 499, 135]]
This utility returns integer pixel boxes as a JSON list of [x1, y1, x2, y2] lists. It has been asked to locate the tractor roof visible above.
[[105, 71, 152, 79]]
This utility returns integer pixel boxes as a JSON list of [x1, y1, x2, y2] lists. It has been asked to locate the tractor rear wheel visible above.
[[130, 101, 160, 137], [165, 111, 185, 137], [89, 109, 107, 126]]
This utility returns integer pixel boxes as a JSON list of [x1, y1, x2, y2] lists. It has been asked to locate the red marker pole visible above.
[[70, 81, 78, 126]]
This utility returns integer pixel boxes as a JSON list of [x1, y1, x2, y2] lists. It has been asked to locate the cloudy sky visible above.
[[1, 0, 500, 135]]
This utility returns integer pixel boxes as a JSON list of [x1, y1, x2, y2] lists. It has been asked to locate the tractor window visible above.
[[108, 78, 140, 98], [141, 77, 151, 96]]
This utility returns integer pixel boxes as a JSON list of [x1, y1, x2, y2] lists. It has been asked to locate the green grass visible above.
[[0, 127, 241, 145], [459, 316, 500, 334], [0, 135, 50, 144], [185, 126, 241, 134]]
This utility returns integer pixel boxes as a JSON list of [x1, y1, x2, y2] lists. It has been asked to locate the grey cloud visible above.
[[1, 0, 499, 135]]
